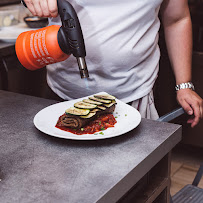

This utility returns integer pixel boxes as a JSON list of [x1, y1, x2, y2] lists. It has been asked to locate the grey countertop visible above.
[[0, 90, 182, 203]]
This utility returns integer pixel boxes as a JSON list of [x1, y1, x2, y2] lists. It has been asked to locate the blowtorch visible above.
[[16, 0, 89, 78]]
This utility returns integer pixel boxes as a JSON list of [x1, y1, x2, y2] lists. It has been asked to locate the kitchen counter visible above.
[[0, 90, 182, 203]]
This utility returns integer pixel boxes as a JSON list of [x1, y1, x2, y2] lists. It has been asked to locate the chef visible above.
[[23, 0, 203, 127]]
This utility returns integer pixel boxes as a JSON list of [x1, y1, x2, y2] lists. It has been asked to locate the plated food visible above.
[[55, 93, 117, 135], [34, 91, 141, 140]]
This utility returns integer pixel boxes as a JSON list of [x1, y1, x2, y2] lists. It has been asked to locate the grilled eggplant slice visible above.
[[83, 99, 102, 105], [89, 96, 111, 104], [94, 94, 116, 101], [103, 101, 117, 108], [65, 107, 90, 116], [80, 112, 96, 119], [91, 109, 101, 113], [74, 101, 97, 109], [97, 105, 106, 110]]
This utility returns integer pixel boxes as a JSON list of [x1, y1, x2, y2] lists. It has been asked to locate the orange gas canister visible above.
[[16, 0, 89, 78], [15, 25, 69, 70]]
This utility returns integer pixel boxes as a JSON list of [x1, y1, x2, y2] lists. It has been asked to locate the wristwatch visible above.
[[175, 82, 195, 91]]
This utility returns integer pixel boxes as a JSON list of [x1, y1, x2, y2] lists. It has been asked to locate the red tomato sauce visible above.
[[55, 114, 117, 135]]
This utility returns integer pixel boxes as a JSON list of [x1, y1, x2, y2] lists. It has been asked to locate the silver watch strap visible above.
[[175, 82, 195, 91]]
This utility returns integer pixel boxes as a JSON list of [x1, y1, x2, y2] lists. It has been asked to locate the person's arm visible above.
[[23, 0, 58, 17], [160, 0, 203, 127]]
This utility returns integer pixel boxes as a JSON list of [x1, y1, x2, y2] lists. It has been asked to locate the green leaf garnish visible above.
[[100, 127, 105, 131], [99, 132, 104, 135]]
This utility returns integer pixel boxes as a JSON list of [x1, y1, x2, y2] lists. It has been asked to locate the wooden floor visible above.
[[170, 144, 203, 196]]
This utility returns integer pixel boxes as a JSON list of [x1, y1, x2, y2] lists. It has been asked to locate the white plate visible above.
[[34, 92, 141, 140]]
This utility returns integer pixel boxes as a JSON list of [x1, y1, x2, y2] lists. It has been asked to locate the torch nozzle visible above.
[[77, 57, 89, 78]]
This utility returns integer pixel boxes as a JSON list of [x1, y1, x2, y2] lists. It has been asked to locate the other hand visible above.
[[24, 0, 58, 17], [176, 89, 203, 128]]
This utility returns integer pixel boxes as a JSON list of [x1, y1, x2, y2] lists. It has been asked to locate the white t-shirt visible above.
[[47, 0, 163, 103]]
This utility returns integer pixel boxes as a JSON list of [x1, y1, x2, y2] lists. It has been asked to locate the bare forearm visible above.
[[163, 16, 193, 85], [160, 0, 202, 127]]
